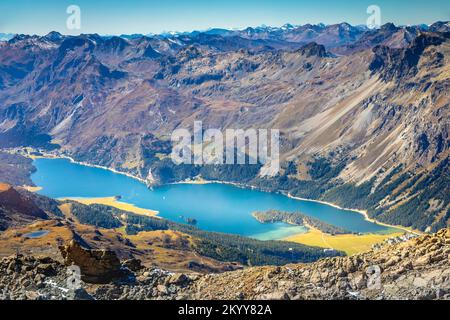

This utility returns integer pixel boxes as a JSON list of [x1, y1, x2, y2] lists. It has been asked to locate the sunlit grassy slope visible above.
[[285, 228, 405, 255]]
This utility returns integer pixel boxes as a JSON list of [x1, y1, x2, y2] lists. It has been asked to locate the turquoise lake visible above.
[[31, 158, 396, 240]]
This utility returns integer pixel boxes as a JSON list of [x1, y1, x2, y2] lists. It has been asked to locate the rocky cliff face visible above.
[[59, 240, 125, 284], [370, 33, 448, 80], [0, 229, 449, 300]]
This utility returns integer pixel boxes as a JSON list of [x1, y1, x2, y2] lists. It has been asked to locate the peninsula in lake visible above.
[[252, 210, 353, 235]]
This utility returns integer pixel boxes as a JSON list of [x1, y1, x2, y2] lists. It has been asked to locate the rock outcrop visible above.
[[297, 42, 328, 58], [370, 33, 449, 80], [59, 240, 125, 284]]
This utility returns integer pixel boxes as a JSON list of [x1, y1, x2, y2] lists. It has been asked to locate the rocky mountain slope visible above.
[[0, 183, 48, 230], [0, 151, 35, 187], [1, 228, 448, 300], [0, 22, 448, 233]]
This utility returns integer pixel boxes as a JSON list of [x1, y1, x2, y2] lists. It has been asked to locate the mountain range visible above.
[[0, 21, 449, 234]]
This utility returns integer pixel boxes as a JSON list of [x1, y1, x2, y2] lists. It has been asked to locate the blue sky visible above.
[[0, 0, 449, 35]]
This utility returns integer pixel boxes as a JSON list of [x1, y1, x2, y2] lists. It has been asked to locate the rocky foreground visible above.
[[0, 228, 449, 300]]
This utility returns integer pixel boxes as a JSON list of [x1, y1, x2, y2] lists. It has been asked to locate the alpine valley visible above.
[[0, 21, 449, 300]]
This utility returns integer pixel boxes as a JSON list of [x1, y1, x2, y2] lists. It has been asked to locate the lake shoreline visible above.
[[59, 196, 160, 217], [285, 193, 421, 236], [173, 178, 419, 235], [2, 148, 150, 186], [8, 147, 419, 237]]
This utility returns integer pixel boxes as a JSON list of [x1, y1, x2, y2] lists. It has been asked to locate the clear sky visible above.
[[0, 0, 449, 35]]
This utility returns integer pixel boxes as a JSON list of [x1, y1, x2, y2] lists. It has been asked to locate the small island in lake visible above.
[[252, 210, 353, 235], [179, 215, 198, 226]]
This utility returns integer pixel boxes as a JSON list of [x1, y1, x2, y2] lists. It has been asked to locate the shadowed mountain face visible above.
[[0, 183, 47, 230], [0, 22, 449, 232]]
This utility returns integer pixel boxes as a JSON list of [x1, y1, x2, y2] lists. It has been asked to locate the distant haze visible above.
[[0, 0, 449, 35]]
